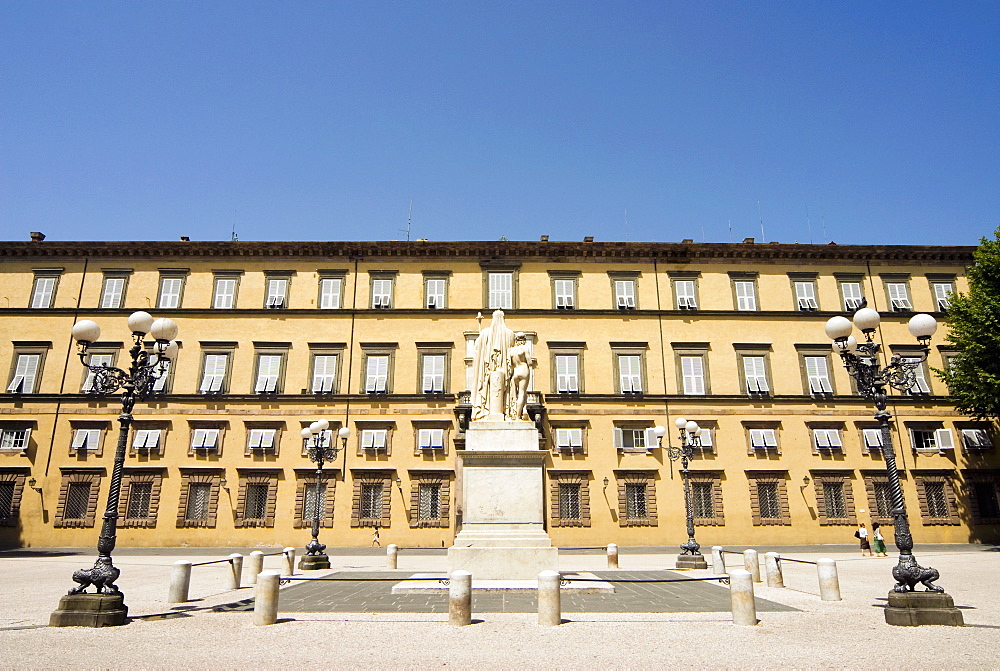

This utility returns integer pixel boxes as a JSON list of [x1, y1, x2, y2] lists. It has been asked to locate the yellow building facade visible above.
[[1, 238, 998, 549]]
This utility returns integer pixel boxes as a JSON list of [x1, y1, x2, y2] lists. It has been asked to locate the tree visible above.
[[937, 226, 1000, 421]]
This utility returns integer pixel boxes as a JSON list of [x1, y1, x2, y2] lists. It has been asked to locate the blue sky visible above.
[[2, 1, 997, 245]]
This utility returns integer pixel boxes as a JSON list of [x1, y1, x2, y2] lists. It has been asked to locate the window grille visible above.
[[64, 482, 91, 520], [125, 482, 152, 519], [244, 483, 269, 520], [692, 482, 714, 518], [303, 484, 326, 520], [559, 483, 581, 520], [186, 483, 211, 521], [924, 481, 949, 518], [360, 483, 383, 519], [418, 483, 441, 520], [0, 482, 15, 518], [7, 354, 40, 393], [822, 482, 847, 518], [625, 483, 647, 519], [873, 482, 893, 517], [757, 482, 781, 520]]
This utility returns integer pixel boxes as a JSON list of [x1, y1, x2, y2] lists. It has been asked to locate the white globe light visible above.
[[71, 320, 101, 344], [161, 340, 179, 360], [315, 419, 330, 432], [300, 428, 313, 439], [685, 420, 700, 434], [674, 417, 687, 429], [150, 317, 179, 342], [338, 427, 352, 439], [653, 425, 666, 438], [824, 316, 853, 340], [908, 313, 938, 339], [128, 311, 155, 334], [853, 308, 881, 333]]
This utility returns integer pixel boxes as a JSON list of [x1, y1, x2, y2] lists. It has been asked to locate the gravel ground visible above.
[[1, 546, 997, 668]]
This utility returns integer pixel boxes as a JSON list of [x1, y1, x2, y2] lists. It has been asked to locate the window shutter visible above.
[[8, 354, 39, 393], [201, 354, 227, 392], [806, 356, 832, 393], [613, 427, 624, 449], [697, 428, 712, 448], [735, 281, 756, 310], [423, 355, 445, 393], [933, 283, 952, 310], [681, 356, 705, 395], [615, 280, 635, 308], [82, 354, 114, 392], [255, 355, 282, 392], [101, 278, 125, 308], [619, 355, 642, 393], [214, 279, 236, 308], [32, 276, 56, 308], [556, 355, 578, 392], [935, 429, 954, 450], [644, 427, 658, 449], [320, 278, 341, 309], [159, 277, 182, 308], [795, 282, 818, 309], [489, 273, 512, 309], [842, 282, 863, 309], [744, 357, 768, 392], [312, 355, 337, 393], [366, 356, 388, 393], [675, 280, 696, 308]]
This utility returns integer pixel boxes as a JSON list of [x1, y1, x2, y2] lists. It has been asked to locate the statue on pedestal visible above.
[[471, 310, 532, 421]]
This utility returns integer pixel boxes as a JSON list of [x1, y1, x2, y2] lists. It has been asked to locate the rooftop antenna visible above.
[[231, 210, 238, 241], [399, 199, 413, 241], [728, 219, 733, 243], [807, 205, 813, 244], [757, 200, 765, 242], [822, 216, 828, 243]]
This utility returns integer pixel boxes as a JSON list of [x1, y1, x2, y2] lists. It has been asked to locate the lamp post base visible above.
[[298, 554, 331, 571], [674, 553, 708, 570], [884, 591, 964, 627], [50, 593, 128, 628]]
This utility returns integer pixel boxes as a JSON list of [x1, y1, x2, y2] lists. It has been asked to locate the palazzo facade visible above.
[[1, 237, 998, 548]]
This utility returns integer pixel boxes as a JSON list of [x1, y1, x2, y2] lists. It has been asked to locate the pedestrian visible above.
[[855, 522, 872, 556], [371, 524, 381, 548], [872, 522, 888, 556]]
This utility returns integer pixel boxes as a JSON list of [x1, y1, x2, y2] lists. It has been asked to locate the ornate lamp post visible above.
[[298, 423, 349, 570], [50, 311, 178, 628], [825, 307, 963, 626], [659, 419, 708, 570]]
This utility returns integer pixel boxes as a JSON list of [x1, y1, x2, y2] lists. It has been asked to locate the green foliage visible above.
[[936, 226, 1000, 420]]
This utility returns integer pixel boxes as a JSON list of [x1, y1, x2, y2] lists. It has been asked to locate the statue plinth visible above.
[[449, 420, 558, 579]]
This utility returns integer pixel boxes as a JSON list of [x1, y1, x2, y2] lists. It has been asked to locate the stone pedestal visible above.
[[299, 554, 331, 570], [449, 421, 558, 580], [50, 593, 128, 628], [884, 591, 964, 626], [675, 554, 709, 570]]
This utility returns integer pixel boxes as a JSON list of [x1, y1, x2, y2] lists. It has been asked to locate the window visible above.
[[614, 426, 656, 451], [873, 481, 893, 519], [177, 470, 222, 527], [931, 282, 954, 311], [361, 429, 388, 452], [7, 353, 40, 394], [131, 429, 162, 452], [318, 275, 343, 309], [746, 426, 780, 454], [370, 275, 394, 309], [668, 272, 700, 310], [733, 280, 757, 311], [915, 474, 957, 524], [0, 471, 26, 526], [190, 428, 221, 452], [408, 473, 450, 527], [30, 271, 61, 308], [100, 273, 129, 309], [64, 483, 92, 521], [614, 279, 636, 309], [351, 474, 390, 527], [212, 275, 239, 309], [617, 473, 656, 526], [742, 356, 770, 394], [254, 354, 283, 393], [966, 474, 1000, 524], [71, 427, 103, 454], [0, 426, 31, 452], [264, 277, 288, 309], [417, 428, 444, 450], [692, 482, 714, 518], [794, 281, 819, 310], [748, 474, 789, 526], [151, 358, 172, 394], [862, 428, 884, 453], [555, 427, 583, 452], [246, 428, 277, 453], [55, 470, 102, 528], [235, 471, 278, 528], [424, 276, 448, 309], [549, 472, 590, 527], [813, 428, 844, 452], [365, 355, 389, 393], [418, 483, 441, 520], [186, 484, 211, 521], [554, 354, 580, 393], [804, 355, 833, 394], [488, 272, 513, 309], [909, 428, 954, 451], [690, 474, 724, 525], [902, 357, 931, 394], [294, 474, 334, 529], [839, 281, 865, 311], [311, 354, 339, 393], [118, 471, 162, 527], [559, 483, 581, 520], [81, 352, 115, 392], [617, 354, 643, 394], [553, 278, 576, 309], [199, 353, 229, 393], [822, 483, 847, 519], [421, 355, 446, 393], [885, 282, 912, 311], [680, 355, 706, 395], [157, 272, 187, 309], [961, 428, 993, 451], [694, 427, 715, 453]]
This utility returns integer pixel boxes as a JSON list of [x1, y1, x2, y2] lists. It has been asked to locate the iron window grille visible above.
[[559, 483, 582, 520]]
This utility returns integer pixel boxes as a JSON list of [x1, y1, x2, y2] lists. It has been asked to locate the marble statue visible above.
[[471, 310, 532, 421]]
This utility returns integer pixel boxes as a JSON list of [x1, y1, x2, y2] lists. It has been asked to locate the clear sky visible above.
[[2, 1, 997, 246]]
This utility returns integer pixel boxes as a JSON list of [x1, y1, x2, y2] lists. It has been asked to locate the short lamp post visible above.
[[825, 307, 963, 626], [298, 423, 348, 571], [659, 419, 708, 570], [50, 312, 178, 628]]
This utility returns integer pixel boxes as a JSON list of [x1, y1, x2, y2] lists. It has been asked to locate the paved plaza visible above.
[[1, 545, 998, 667]]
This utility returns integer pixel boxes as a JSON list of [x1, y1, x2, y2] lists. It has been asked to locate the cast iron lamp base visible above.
[[299, 553, 332, 570], [50, 593, 128, 628], [884, 590, 964, 626]]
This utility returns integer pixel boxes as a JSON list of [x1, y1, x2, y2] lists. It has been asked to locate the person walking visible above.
[[855, 522, 873, 556], [371, 525, 381, 548], [872, 522, 888, 556]]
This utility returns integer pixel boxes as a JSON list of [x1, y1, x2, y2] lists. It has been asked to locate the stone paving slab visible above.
[[215, 570, 798, 613]]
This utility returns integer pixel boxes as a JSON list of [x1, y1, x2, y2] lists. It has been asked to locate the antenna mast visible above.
[[757, 201, 765, 242], [399, 199, 413, 241], [231, 210, 238, 241]]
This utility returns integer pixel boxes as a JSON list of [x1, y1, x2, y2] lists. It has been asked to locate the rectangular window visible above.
[[422, 355, 445, 393], [254, 354, 283, 393], [911, 428, 953, 451], [614, 427, 656, 450], [7, 354, 40, 394], [488, 272, 513, 309], [962, 429, 993, 450], [625, 483, 648, 519], [0, 427, 31, 451], [0, 482, 15, 520], [311, 354, 338, 393], [559, 483, 582, 520], [235, 472, 278, 526], [125, 482, 153, 520], [200, 354, 228, 393], [614, 279, 636, 309], [360, 482, 383, 520], [213, 277, 237, 309], [932, 283, 954, 311], [887, 282, 912, 311], [151, 359, 171, 393], [841, 282, 864, 311], [748, 475, 789, 525], [794, 281, 819, 310], [757, 482, 781, 520], [30, 274, 58, 308], [749, 428, 778, 450], [71, 428, 102, 452], [100, 276, 126, 309], [554, 278, 575, 309], [361, 429, 388, 451], [822, 482, 847, 519], [425, 278, 447, 309], [365, 355, 389, 393], [82, 353, 114, 392], [157, 276, 184, 309], [555, 428, 583, 451], [180, 477, 217, 526], [734, 281, 757, 311], [417, 428, 444, 450], [695, 427, 714, 451], [417, 483, 441, 520], [247, 428, 277, 451], [863, 428, 884, 451], [814, 428, 843, 451], [319, 277, 342, 309], [265, 278, 288, 308], [131, 429, 161, 451], [244, 483, 269, 521], [874, 482, 893, 518], [680, 355, 705, 395], [64, 482, 92, 520], [924, 481, 949, 519], [692, 482, 714, 519], [303, 484, 326, 521], [618, 354, 643, 393], [972, 482, 1000, 521], [805, 356, 833, 394], [742, 356, 769, 393], [903, 357, 931, 394], [675, 280, 697, 309], [190, 428, 220, 451], [555, 354, 579, 393]]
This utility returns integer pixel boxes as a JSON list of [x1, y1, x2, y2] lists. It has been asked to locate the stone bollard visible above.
[[729, 569, 758, 626], [743, 549, 761, 583], [168, 560, 192, 603], [537, 570, 562, 626], [283, 547, 296, 577], [225, 553, 243, 590], [246, 551, 264, 585], [817, 558, 842, 601], [253, 570, 280, 626], [764, 552, 784, 588], [712, 546, 725, 574], [449, 570, 472, 626], [607, 543, 619, 569], [387, 544, 398, 569]]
